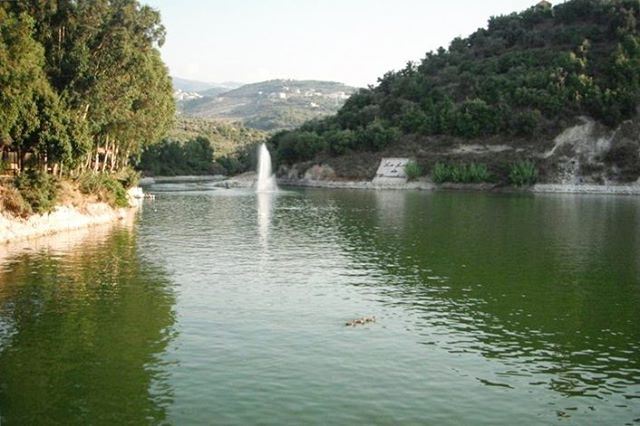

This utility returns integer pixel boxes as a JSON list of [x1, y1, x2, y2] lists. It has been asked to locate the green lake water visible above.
[[0, 184, 639, 424]]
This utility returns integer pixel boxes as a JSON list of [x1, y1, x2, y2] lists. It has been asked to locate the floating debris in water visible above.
[[345, 316, 376, 327]]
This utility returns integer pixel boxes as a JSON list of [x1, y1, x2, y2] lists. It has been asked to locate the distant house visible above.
[[535, 0, 552, 10], [327, 91, 349, 100]]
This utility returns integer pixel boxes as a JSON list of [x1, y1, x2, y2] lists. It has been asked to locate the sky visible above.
[[143, 0, 552, 87]]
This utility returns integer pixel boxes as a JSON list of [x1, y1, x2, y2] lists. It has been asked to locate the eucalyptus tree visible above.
[[0, 8, 70, 171], [1, 0, 174, 174]]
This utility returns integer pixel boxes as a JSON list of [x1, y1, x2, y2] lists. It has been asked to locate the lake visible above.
[[0, 183, 639, 424]]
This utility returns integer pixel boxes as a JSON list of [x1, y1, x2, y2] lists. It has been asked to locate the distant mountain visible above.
[[178, 79, 359, 131], [171, 77, 241, 93]]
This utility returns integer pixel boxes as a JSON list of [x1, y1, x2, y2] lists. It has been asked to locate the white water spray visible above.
[[256, 143, 278, 193]]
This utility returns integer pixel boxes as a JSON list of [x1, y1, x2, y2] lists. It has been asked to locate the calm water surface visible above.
[[0, 184, 639, 424]]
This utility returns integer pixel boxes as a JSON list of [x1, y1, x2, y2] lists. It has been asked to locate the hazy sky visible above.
[[143, 0, 550, 87]]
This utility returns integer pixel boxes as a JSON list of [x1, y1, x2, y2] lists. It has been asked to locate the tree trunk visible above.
[[93, 139, 101, 172], [81, 104, 90, 122], [111, 145, 119, 172], [17, 148, 22, 174], [123, 149, 130, 169], [43, 150, 48, 174], [101, 137, 110, 172]]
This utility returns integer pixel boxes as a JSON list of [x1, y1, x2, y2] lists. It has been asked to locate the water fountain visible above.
[[256, 143, 278, 193], [256, 143, 276, 247]]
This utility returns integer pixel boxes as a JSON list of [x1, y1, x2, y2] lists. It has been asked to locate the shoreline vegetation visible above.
[[265, 0, 640, 188], [0, 0, 173, 240]]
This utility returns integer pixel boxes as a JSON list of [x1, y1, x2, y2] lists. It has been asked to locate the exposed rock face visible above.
[[303, 164, 336, 181], [543, 117, 640, 184], [279, 116, 640, 189]]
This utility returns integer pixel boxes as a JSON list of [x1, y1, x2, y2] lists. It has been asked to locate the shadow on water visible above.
[[0, 219, 177, 424], [304, 189, 640, 406]]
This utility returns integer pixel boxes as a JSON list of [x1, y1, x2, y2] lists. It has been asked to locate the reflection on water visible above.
[[0, 218, 176, 424], [257, 191, 274, 247], [0, 185, 639, 424]]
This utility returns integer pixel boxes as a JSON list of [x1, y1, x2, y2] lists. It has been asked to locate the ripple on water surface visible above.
[[0, 186, 639, 424]]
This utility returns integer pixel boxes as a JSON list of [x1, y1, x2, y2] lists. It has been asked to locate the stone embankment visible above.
[[277, 177, 435, 191], [0, 187, 143, 245], [279, 176, 640, 195], [139, 175, 225, 185]]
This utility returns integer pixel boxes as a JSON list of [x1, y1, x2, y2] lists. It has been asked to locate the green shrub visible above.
[[0, 160, 10, 175], [139, 137, 215, 176], [509, 160, 538, 186], [78, 172, 129, 208], [114, 166, 140, 189], [217, 156, 243, 175], [404, 160, 423, 181], [431, 162, 491, 184], [14, 170, 59, 214], [2, 186, 32, 218], [432, 162, 452, 183], [467, 163, 491, 183]]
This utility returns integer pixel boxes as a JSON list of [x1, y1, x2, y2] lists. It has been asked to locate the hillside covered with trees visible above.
[[270, 0, 640, 182], [138, 118, 267, 176], [0, 0, 174, 214]]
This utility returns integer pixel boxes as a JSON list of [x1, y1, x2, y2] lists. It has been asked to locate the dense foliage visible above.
[[0, 0, 174, 175], [78, 172, 130, 207], [14, 170, 58, 213], [271, 0, 640, 165], [137, 118, 266, 176], [170, 117, 266, 159], [139, 137, 217, 176]]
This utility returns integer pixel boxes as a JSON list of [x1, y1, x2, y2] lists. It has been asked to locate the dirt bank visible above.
[[0, 202, 137, 245]]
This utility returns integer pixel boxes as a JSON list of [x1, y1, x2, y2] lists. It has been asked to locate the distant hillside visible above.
[[178, 79, 359, 131], [169, 117, 266, 159], [172, 77, 242, 102], [270, 0, 640, 184], [139, 117, 267, 177], [171, 76, 241, 93]]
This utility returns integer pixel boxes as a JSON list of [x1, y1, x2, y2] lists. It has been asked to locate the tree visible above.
[[1, 0, 174, 174]]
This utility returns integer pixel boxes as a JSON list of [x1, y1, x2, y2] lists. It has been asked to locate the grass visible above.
[[1, 185, 32, 218], [0, 168, 137, 219], [431, 162, 492, 184], [77, 172, 129, 208], [508, 160, 538, 186], [404, 160, 423, 181]]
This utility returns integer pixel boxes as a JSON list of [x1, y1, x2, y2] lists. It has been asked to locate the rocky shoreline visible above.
[[0, 203, 136, 245], [277, 177, 640, 195], [0, 187, 144, 245], [532, 183, 640, 195], [142, 172, 640, 196], [139, 175, 225, 185]]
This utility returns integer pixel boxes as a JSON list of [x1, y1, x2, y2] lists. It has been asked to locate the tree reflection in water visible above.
[[0, 220, 177, 424], [316, 190, 640, 401]]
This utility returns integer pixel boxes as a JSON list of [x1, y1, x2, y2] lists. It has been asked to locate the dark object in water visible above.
[[345, 316, 376, 327]]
